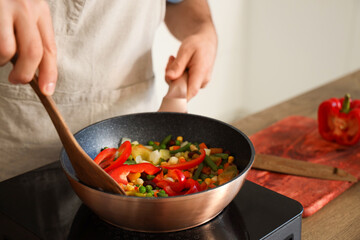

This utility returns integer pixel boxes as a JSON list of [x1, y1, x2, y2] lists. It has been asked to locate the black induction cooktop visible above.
[[0, 162, 303, 240]]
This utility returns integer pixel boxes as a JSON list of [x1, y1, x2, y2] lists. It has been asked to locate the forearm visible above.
[[165, 0, 217, 42]]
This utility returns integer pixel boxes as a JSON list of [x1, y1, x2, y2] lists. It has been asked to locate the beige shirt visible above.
[[0, 0, 166, 181]]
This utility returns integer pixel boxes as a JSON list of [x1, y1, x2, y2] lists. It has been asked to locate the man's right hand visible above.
[[0, 0, 57, 96]]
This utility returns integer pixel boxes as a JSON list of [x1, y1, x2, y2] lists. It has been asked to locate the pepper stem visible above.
[[340, 93, 351, 114]]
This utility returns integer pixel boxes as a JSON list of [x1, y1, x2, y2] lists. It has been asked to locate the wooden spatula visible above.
[[29, 77, 125, 194], [10, 54, 125, 194]]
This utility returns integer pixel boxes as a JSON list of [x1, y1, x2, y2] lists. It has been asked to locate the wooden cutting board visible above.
[[246, 115, 360, 217]]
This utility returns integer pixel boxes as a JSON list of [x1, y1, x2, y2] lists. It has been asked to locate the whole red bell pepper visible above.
[[318, 94, 360, 146]]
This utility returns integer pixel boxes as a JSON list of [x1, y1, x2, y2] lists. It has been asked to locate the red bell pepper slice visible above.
[[183, 178, 200, 195], [153, 170, 164, 183], [94, 141, 132, 172], [109, 163, 161, 185], [163, 149, 206, 170], [165, 169, 186, 192], [156, 181, 179, 196], [318, 94, 360, 146], [156, 175, 201, 196]]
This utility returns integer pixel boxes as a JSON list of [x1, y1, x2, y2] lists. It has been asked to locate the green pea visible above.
[[157, 191, 168, 197], [139, 186, 146, 193], [146, 185, 153, 192]]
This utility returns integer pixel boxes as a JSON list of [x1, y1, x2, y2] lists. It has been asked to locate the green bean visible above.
[[204, 155, 218, 171], [192, 162, 204, 180], [170, 142, 191, 154], [146, 174, 155, 180], [212, 153, 229, 160], [200, 173, 209, 181], [160, 134, 172, 147]]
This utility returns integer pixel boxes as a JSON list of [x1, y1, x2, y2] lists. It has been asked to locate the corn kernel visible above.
[[228, 156, 234, 163], [211, 176, 218, 182], [204, 178, 212, 185], [178, 156, 186, 163], [176, 136, 183, 143], [190, 144, 198, 152], [128, 172, 141, 183], [125, 184, 135, 191]]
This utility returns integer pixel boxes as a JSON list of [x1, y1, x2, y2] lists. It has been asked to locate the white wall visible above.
[[152, 0, 360, 123]]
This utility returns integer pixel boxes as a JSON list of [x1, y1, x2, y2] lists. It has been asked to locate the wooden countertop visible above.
[[231, 69, 360, 240]]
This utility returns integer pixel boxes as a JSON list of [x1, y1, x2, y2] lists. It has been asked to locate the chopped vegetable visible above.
[[131, 144, 152, 161], [163, 149, 206, 170], [169, 142, 191, 154], [109, 163, 161, 185], [93, 141, 132, 172], [204, 155, 218, 172], [93, 135, 239, 197]]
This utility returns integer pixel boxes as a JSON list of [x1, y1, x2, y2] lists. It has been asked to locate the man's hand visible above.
[[0, 0, 57, 96], [165, 0, 217, 101]]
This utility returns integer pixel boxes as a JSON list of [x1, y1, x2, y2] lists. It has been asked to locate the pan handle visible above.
[[158, 71, 188, 113]]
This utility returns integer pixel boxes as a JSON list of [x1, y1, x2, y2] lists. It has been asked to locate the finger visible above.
[[0, 7, 16, 66], [165, 45, 193, 80], [9, 10, 43, 84], [200, 73, 211, 89], [187, 66, 206, 101], [165, 55, 175, 72], [165, 55, 175, 84], [37, 2, 57, 96]]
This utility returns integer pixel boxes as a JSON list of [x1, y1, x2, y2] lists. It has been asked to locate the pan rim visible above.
[[59, 111, 255, 198]]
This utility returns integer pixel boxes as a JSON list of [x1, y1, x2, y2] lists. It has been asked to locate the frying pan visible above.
[[60, 112, 255, 232]]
